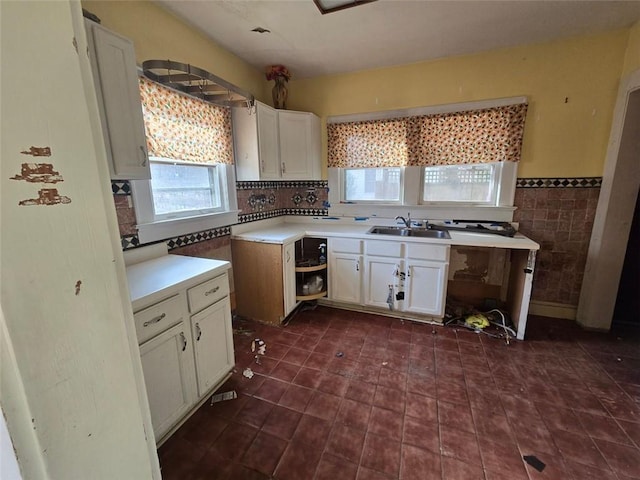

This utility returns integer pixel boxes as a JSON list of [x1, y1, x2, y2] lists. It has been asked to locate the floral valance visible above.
[[327, 103, 527, 168], [138, 77, 234, 165]]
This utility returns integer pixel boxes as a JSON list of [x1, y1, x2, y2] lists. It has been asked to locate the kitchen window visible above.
[[132, 77, 238, 244], [422, 163, 497, 204], [327, 97, 526, 215], [343, 167, 402, 203]]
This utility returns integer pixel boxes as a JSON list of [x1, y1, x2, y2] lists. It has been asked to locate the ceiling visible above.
[[157, 0, 640, 79]]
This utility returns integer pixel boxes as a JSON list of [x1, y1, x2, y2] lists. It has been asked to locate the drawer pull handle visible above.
[[143, 312, 165, 327], [139, 145, 147, 167], [180, 332, 187, 351], [204, 286, 220, 296], [195, 323, 202, 341]]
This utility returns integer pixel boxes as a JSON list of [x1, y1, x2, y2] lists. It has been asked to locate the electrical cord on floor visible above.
[[484, 308, 517, 338]]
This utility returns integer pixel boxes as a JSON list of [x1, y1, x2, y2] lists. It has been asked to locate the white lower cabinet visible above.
[[327, 238, 449, 318], [133, 270, 234, 443], [191, 297, 234, 397], [405, 260, 448, 316], [283, 242, 297, 316], [364, 256, 403, 309], [139, 322, 196, 441], [329, 253, 362, 303], [328, 238, 363, 304]]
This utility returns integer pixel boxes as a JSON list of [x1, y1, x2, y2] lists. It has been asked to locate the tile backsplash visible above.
[[113, 177, 601, 311]]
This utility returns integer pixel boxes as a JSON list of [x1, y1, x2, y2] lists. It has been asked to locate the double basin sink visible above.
[[367, 225, 451, 239]]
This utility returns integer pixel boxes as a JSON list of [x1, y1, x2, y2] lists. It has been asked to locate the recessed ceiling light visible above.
[[313, 0, 377, 15], [251, 27, 271, 33]]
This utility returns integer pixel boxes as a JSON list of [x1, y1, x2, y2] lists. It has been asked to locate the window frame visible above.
[[146, 157, 227, 221], [131, 162, 239, 244], [420, 162, 500, 206], [341, 167, 404, 204]]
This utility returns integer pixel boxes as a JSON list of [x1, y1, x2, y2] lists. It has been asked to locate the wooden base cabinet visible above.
[[232, 239, 297, 325]]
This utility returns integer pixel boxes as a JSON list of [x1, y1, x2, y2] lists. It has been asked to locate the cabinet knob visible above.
[[281, 162, 286, 174], [195, 323, 202, 341], [356, 260, 360, 272], [180, 332, 187, 351]]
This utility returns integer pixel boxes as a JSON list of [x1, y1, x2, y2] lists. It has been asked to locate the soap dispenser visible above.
[[318, 243, 327, 265]]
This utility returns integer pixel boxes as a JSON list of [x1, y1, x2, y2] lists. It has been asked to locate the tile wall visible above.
[[513, 178, 601, 307]]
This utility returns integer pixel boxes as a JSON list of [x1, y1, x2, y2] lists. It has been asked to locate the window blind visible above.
[[138, 77, 234, 165], [327, 103, 527, 168]]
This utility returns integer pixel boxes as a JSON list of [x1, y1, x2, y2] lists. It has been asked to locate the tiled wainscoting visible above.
[[113, 177, 601, 316], [513, 178, 601, 316]]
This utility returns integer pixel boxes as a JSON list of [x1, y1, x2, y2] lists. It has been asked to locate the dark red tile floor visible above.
[[158, 307, 640, 480]]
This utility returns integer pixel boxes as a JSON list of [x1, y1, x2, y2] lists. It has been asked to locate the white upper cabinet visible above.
[[278, 110, 321, 180], [85, 20, 150, 180], [233, 101, 321, 181]]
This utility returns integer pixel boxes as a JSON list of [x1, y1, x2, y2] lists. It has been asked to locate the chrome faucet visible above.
[[395, 213, 411, 228]]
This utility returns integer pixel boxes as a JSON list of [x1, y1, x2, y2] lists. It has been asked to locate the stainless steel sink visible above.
[[367, 226, 451, 239]]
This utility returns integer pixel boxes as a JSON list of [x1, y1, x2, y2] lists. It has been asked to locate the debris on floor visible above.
[[242, 367, 254, 379], [444, 297, 516, 345], [210, 390, 237, 405], [252, 338, 266, 364], [251, 338, 266, 355], [523, 455, 546, 472], [335, 351, 344, 358], [233, 327, 255, 336]]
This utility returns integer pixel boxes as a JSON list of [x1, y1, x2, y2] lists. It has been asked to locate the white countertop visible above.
[[126, 254, 231, 311], [231, 220, 539, 250]]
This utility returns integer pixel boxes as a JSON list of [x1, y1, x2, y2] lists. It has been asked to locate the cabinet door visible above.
[[191, 297, 234, 397], [364, 256, 403, 309], [283, 242, 297, 315], [139, 322, 196, 441], [278, 111, 320, 180], [405, 260, 448, 317], [87, 22, 149, 180], [256, 103, 280, 179], [329, 253, 362, 304]]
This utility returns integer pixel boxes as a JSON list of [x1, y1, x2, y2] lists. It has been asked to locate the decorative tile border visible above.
[[165, 227, 231, 251], [238, 208, 328, 224], [516, 177, 602, 188], [112, 180, 131, 195], [121, 234, 140, 250], [236, 180, 328, 190]]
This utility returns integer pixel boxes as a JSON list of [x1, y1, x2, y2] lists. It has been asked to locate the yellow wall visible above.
[[82, 1, 632, 178], [82, 1, 268, 103], [289, 30, 629, 178], [623, 21, 640, 76]]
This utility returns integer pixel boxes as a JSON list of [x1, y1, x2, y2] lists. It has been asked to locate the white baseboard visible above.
[[528, 300, 577, 320]]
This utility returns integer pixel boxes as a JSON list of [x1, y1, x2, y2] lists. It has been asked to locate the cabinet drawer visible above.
[[366, 240, 403, 257], [406, 243, 449, 262], [188, 274, 229, 313], [329, 238, 362, 254], [134, 294, 184, 344]]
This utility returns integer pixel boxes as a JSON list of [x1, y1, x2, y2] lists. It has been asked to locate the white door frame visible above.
[[577, 69, 640, 331]]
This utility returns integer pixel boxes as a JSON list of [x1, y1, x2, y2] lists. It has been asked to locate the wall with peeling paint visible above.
[[1, 1, 158, 478]]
